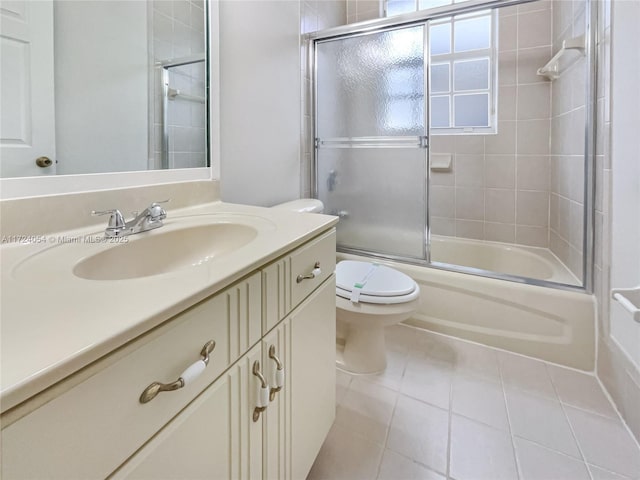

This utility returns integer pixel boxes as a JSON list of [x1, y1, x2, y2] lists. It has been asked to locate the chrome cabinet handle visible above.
[[252, 361, 270, 422], [268, 345, 285, 401], [139, 340, 215, 404], [296, 261, 322, 283]]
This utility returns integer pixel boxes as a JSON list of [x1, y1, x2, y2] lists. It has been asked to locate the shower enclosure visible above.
[[310, 0, 595, 290]]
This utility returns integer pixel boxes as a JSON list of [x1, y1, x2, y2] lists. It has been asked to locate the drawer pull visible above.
[[296, 261, 322, 283], [252, 360, 270, 422], [268, 345, 285, 401], [139, 340, 216, 404]]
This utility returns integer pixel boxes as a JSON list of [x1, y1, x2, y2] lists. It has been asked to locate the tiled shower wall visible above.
[[549, 0, 587, 279], [151, 0, 207, 170], [301, 1, 348, 197], [430, 2, 555, 248]]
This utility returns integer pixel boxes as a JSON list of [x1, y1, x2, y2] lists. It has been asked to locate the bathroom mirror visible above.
[[0, 0, 209, 179]]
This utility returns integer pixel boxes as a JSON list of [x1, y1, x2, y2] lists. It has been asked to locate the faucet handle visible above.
[[92, 209, 126, 229], [148, 199, 170, 221]]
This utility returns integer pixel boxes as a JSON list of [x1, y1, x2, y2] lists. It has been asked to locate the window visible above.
[[385, 1, 498, 134]]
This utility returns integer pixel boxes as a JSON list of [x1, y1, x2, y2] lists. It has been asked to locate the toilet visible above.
[[272, 198, 421, 374]]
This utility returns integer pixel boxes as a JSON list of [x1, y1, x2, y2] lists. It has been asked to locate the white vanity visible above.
[[0, 200, 338, 479]]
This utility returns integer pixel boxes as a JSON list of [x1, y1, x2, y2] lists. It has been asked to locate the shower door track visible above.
[[307, 0, 597, 293]]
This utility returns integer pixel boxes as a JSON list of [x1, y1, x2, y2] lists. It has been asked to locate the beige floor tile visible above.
[[547, 364, 617, 418], [505, 387, 582, 458], [450, 414, 518, 480], [450, 340, 502, 383], [336, 368, 352, 405], [499, 351, 557, 398], [377, 450, 445, 480], [565, 406, 640, 478], [306, 423, 384, 480], [452, 373, 510, 431], [409, 332, 458, 368], [387, 395, 449, 475], [335, 378, 398, 446], [401, 357, 453, 410], [514, 437, 591, 480], [358, 347, 409, 392]]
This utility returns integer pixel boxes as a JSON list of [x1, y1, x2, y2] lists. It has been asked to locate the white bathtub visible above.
[[337, 236, 596, 370]]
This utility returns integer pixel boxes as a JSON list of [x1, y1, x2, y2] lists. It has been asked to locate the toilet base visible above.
[[335, 295, 419, 374], [336, 322, 388, 374]]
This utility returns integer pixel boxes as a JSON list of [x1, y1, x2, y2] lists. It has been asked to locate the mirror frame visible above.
[[0, 2, 219, 200]]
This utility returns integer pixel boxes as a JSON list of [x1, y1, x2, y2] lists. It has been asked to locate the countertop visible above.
[[0, 201, 337, 413]]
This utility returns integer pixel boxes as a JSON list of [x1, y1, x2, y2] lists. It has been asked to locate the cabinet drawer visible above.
[[290, 229, 336, 308], [1, 273, 261, 480]]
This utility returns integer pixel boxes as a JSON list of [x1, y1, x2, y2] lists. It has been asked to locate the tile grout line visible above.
[[498, 354, 523, 480], [593, 374, 640, 452], [544, 361, 596, 480]]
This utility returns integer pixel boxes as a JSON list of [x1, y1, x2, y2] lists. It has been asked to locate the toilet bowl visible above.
[[335, 260, 419, 374], [271, 198, 420, 374]]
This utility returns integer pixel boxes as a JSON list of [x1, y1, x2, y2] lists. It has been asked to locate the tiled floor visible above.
[[307, 325, 640, 480]]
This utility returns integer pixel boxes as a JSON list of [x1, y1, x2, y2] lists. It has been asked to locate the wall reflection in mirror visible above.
[[0, 0, 208, 178]]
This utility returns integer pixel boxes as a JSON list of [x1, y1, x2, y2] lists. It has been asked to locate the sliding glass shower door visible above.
[[315, 25, 428, 261]]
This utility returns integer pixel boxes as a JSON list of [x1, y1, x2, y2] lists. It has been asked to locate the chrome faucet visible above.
[[92, 200, 169, 238]]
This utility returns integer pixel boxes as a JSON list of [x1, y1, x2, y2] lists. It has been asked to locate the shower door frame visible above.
[[313, 23, 431, 264], [307, 0, 597, 293]]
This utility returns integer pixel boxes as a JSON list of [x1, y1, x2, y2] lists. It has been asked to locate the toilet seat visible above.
[[336, 261, 419, 305]]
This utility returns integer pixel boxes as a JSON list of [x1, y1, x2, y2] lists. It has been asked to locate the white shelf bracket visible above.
[[537, 34, 586, 81]]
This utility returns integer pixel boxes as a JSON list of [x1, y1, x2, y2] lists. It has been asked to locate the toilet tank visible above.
[[272, 199, 324, 213]]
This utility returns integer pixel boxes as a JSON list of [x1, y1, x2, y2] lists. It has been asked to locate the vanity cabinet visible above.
[[1, 228, 336, 480]]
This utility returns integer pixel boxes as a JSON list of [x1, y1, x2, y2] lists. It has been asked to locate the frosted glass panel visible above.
[[430, 23, 451, 56], [317, 26, 425, 138], [317, 148, 426, 259], [454, 15, 491, 52], [431, 96, 450, 127], [453, 59, 489, 91], [454, 93, 489, 127], [431, 64, 449, 93]]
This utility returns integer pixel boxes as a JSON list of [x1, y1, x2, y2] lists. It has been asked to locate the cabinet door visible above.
[[262, 318, 291, 480], [110, 344, 263, 480], [290, 277, 336, 480]]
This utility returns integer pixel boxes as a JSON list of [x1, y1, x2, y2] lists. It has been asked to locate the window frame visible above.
[[384, 0, 499, 135], [428, 10, 498, 134]]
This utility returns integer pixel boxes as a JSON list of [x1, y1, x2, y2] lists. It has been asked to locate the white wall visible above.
[[610, 0, 640, 369], [219, 0, 301, 207], [54, 1, 148, 174]]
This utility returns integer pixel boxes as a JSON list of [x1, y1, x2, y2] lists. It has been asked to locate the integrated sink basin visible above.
[[73, 223, 258, 280], [10, 214, 277, 283]]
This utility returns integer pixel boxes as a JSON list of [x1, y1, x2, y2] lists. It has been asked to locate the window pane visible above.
[[454, 93, 489, 127], [430, 64, 449, 93], [453, 58, 489, 91], [419, 0, 452, 9], [429, 22, 451, 55], [431, 95, 450, 127], [387, 0, 416, 16], [454, 15, 491, 52]]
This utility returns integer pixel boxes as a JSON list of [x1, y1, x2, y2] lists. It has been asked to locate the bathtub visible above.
[[337, 236, 596, 370], [430, 235, 580, 285]]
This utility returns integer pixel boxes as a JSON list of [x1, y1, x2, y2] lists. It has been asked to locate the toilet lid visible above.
[[336, 261, 417, 298]]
